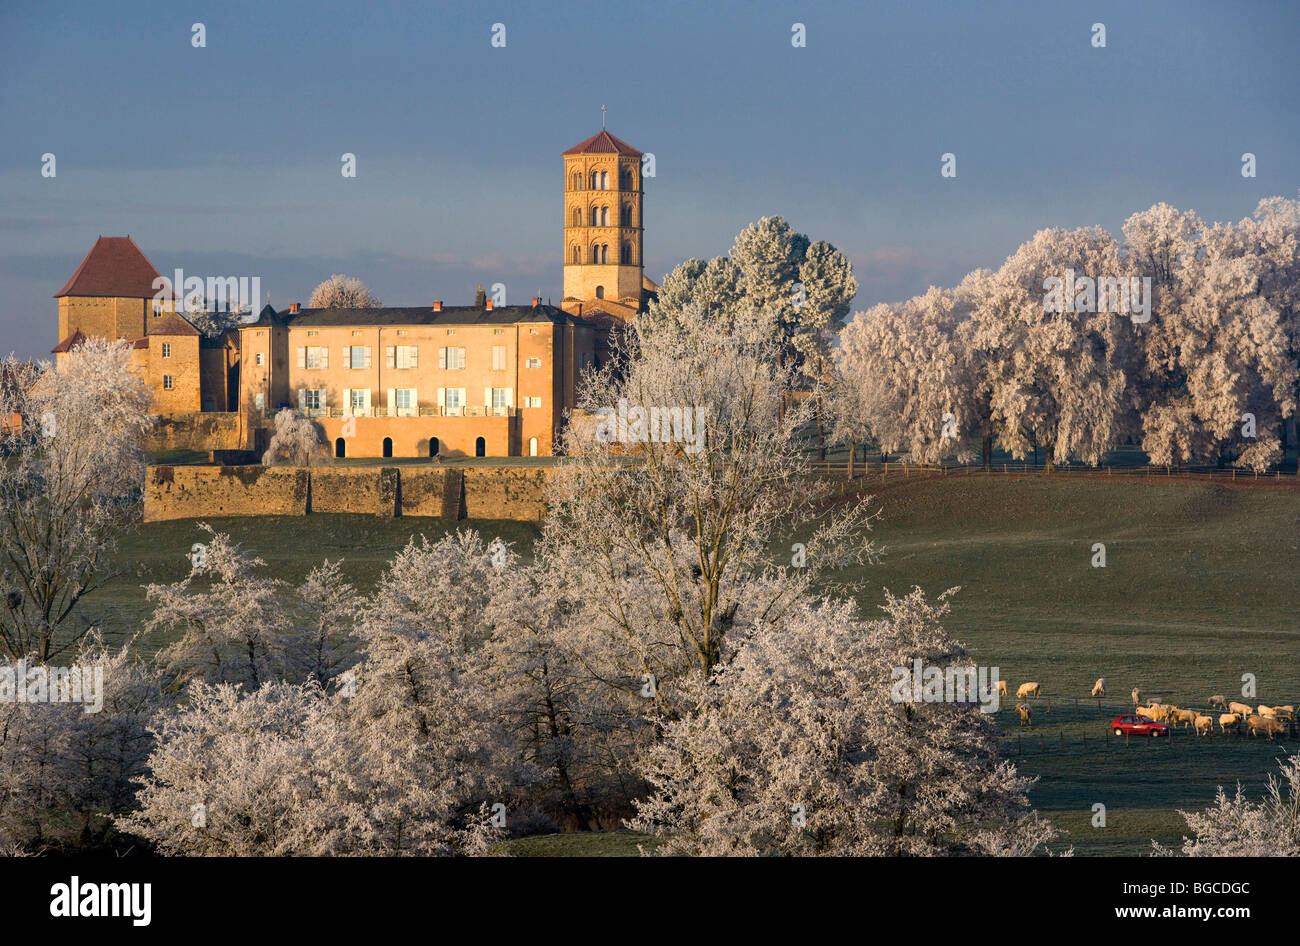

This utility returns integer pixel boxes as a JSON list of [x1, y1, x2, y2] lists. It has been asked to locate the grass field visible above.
[[88, 474, 1300, 855]]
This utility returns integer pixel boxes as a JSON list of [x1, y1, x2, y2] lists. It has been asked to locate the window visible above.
[[387, 345, 418, 369], [572, 173, 580, 190], [394, 388, 417, 416], [595, 285, 604, 299], [440, 387, 466, 414], [348, 345, 371, 369], [397, 329, 408, 336], [382, 438, 393, 458], [525, 396, 542, 408], [152, 300, 163, 317], [601, 206, 609, 226], [254, 393, 265, 410], [529, 437, 538, 456], [572, 208, 581, 226], [493, 328, 504, 335], [163, 375, 173, 390], [528, 328, 538, 335], [335, 438, 346, 458], [440, 347, 466, 370], [255, 352, 264, 366], [621, 244, 631, 264], [475, 437, 486, 457], [348, 388, 371, 415], [307, 331, 318, 336], [571, 246, 580, 264], [602, 244, 609, 263], [601, 170, 608, 189], [351, 330, 363, 337], [492, 346, 506, 371], [304, 389, 324, 410], [491, 388, 510, 409], [590, 207, 598, 227], [526, 357, 541, 369], [447, 329, 456, 335], [161, 342, 171, 358], [299, 346, 328, 369]]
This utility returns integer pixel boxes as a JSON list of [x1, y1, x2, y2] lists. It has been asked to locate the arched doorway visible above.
[[475, 437, 486, 457], [382, 437, 393, 458], [429, 436, 439, 457], [335, 438, 346, 458], [528, 437, 538, 457]]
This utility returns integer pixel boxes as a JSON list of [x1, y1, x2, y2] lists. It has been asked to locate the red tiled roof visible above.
[[562, 129, 642, 156], [51, 330, 87, 354], [148, 313, 200, 337], [54, 236, 168, 299]]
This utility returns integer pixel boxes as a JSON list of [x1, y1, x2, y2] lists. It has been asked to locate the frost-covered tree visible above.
[[0, 340, 153, 662], [0, 637, 162, 851], [549, 303, 878, 729], [262, 408, 329, 466], [835, 284, 987, 465], [969, 226, 1138, 469], [630, 591, 1060, 856], [308, 273, 381, 309], [1154, 754, 1300, 857], [147, 526, 291, 688]]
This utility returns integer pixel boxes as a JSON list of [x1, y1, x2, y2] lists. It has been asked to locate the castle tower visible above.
[[562, 129, 644, 316]]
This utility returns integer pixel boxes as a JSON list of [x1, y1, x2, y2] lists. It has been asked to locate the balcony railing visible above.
[[296, 406, 517, 419]]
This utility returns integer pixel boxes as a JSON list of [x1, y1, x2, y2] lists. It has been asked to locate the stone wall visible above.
[[144, 412, 243, 454], [144, 464, 309, 521], [143, 463, 554, 522]]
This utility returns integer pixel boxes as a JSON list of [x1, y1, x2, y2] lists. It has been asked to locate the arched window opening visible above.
[[475, 437, 486, 457], [572, 207, 581, 226], [382, 437, 393, 458], [595, 285, 604, 299], [429, 436, 440, 457], [601, 206, 609, 225], [528, 437, 538, 457], [571, 246, 580, 264], [621, 244, 631, 264], [600, 170, 608, 189], [335, 438, 346, 458], [601, 244, 609, 264]]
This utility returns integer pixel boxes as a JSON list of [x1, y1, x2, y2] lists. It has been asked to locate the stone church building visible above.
[[51, 128, 656, 459]]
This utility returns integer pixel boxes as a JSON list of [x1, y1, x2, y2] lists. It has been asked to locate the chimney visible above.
[[289, 302, 300, 314], [485, 299, 494, 311], [531, 296, 541, 307], [433, 300, 442, 311]]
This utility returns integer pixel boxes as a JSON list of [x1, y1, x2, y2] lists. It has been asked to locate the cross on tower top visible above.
[[601, 104, 607, 129]]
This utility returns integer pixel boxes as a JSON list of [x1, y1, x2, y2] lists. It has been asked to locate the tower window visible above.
[[595, 286, 604, 299], [601, 171, 608, 189], [621, 244, 631, 264], [571, 246, 580, 264], [601, 206, 609, 225], [590, 206, 598, 226], [590, 171, 598, 189], [572, 173, 580, 190], [601, 244, 609, 263], [572, 207, 581, 226]]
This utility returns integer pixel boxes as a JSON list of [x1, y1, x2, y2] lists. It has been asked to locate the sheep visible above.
[[1208, 695, 1228, 710], [1219, 713, 1242, 734], [1016, 703, 1032, 727], [1138, 705, 1168, 723], [1247, 715, 1285, 740], [1016, 682, 1041, 699], [1194, 714, 1213, 736], [1131, 687, 1142, 705], [996, 680, 1008, 697], [1091, 678, 1105, 697], [1229, 701, 1253, 717]]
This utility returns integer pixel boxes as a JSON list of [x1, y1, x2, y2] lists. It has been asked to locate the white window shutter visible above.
[[437, 387, 445, 409], [484, 387, 492, 407], [410, 347, 418, 368], [386, 346, 395, 369], [321, 348, 328, 369], [297, 347, 306, 368], [387, 387, 395, 415], [365, 346, 372, 368], [298, 388, 306, 410], [439, 347, 447, 370], [506, 387, 513, 408]]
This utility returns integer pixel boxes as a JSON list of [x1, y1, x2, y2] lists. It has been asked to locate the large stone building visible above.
[[51, 127, 652, 458]]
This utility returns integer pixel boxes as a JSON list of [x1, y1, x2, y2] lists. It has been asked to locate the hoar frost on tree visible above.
[[0, 340, 153, 662], [1153, 754, 1300, 856], [308, 273, 381, 309], [630, 592, 1062, 856], [262, 407, 329, 466]]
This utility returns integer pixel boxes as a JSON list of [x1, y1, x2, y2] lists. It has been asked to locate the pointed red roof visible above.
[[562, 129, 642, 156], [51, 330, 87, 354], [54, 236, 167, 299]]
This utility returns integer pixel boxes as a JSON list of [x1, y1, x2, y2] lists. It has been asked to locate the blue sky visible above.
[[1, 0, 1297, 358]]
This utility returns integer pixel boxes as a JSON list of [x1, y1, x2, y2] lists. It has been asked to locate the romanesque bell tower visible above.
[[562, 128, 645, 318]]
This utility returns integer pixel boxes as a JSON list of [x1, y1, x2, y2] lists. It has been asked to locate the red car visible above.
[[1111, 714, 1170, 737]]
